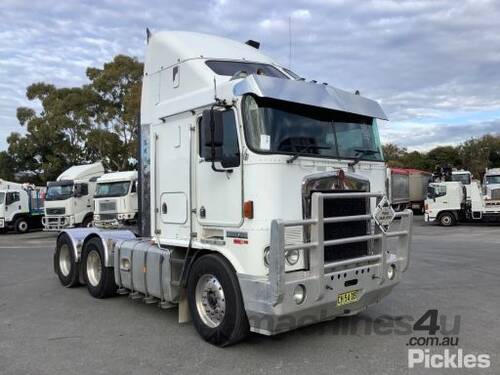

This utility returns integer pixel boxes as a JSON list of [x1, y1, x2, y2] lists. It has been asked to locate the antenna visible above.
[[288, 16, 292, 69]]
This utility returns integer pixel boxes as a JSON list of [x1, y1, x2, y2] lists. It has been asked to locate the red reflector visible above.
[[244, 201, 254, 219], [233, 239, 248, 245]]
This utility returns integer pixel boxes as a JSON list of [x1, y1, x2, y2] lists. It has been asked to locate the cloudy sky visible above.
[[1, 0, 499, 151]]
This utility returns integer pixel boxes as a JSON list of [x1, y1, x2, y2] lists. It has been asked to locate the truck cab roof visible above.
[[97, 171, 138, 183], [56, 162, 104, 181]]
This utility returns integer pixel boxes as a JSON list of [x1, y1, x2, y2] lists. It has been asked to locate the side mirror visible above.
[[201, 109, 224, 162], [73, 185, 82, 198]]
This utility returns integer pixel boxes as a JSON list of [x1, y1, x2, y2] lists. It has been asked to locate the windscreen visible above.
[[242, 95, 384, 161], [451, 173, 471, 185], [485, 175, 500, 184], [95, 181, 130, 198], [46, 183, 73, 201]]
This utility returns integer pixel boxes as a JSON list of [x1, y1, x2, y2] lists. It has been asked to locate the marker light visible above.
[[243, 201, 254, 219]]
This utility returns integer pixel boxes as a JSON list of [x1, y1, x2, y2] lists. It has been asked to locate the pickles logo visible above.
[[408, 349, 490, 369], [407, 310, 491, 369]]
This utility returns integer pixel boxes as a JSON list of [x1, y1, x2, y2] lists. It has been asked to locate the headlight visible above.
[[387, 264, 396, 280], [285, 249, 300, 265], [293, 284, 306, 304]]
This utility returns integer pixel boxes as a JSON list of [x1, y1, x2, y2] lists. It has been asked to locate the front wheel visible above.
[[15, 218, 29, 233], [187, 254, 249, 346], [439, 212, 456, 226], [82, 216, 93, 228], [81, 238, 116, 298]]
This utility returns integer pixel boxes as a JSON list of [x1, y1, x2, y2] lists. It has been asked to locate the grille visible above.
[[491, 189, 500, 200], [323, 194, 369, 262], [46, 207, 65, 215], [99, 201, 117, 212], [99, 213, 117, 221]]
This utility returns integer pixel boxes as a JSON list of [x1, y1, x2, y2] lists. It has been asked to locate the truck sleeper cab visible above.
[[93, 171, 139, 229], [52, 31, 412, 346]]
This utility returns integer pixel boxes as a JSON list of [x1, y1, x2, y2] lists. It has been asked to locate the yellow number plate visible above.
[[337, 290, 359, 307]]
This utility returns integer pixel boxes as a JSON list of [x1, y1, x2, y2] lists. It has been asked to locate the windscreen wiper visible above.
[[348, 148, 381, 167], [286, 144, 330, 164]]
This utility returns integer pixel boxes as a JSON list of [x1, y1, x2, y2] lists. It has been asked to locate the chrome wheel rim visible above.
[[59, 244, 71, 277], [195, 274, 226, 328], [442, 216, 451, 225], [86, 250, 102, 287]]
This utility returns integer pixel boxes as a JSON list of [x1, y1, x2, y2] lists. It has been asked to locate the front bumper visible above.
[[94, 213, 136, 229], [239, 192, 412, 335], [42, 216, 74, 231]]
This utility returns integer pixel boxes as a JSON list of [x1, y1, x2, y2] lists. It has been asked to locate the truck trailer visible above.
[[386, 168, 410, 211], [405, 169, 432, 214], [43, 162, 104, 231], [93, 171, 139, 228], [52, 31, 412, 346], [0, 184, 44, 233]]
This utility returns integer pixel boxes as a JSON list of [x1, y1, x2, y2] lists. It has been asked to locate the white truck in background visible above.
[[93, 171, 138, 228], [43, 162, 104, 231], [483, 168, 500, 203], [425, 177, 500, 226], [0, 184, 45, 233], [51, 31, 412, 346]]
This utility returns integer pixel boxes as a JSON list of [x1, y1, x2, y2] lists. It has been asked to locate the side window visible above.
[[435, 185, 447, 198], [6, 192, 20, 205], [80, 183, 89, 196], [221, 111, 240, 167]]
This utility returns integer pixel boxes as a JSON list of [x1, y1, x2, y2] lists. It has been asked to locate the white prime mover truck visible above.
[[52, 31, 412, 346], [43, 162, 104, 231], [483, 168, 500, 203], [93, 171, 139, 228], [0, 184, 45, 233]]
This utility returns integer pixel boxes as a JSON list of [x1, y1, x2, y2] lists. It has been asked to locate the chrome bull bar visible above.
[[269, 192, 412, 306]]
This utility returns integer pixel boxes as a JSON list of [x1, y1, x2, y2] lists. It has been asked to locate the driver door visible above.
[[196, 109, 242, 226]]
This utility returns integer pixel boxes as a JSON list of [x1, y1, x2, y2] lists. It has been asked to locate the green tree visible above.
[[6, 54, 143, 184]]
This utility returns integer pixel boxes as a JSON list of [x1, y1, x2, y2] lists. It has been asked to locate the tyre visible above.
[[187, 254, 249, 346], [82, 215, 93, 228], [14, 218, 29, 233], [439, 212, 456, 227], [54, 233, 80, 287], [81, 237, 116, 298]]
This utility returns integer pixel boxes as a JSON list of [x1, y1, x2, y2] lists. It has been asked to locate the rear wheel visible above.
[[187, 254, 249, 346], [15, 218, 29, 233], [81, 237, 116, 298], [54, 233, 80, 287], [439, 212, 456, 226]]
